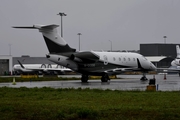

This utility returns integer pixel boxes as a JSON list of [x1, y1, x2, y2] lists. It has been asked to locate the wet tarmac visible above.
[[0, 74, 180, 91]]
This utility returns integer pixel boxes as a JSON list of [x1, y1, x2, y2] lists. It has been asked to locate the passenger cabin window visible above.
[[113, 57, 116, 61], [119, 58, 121, 61], [123, 58, 126, 61], [128, 58, 130, 61], [133, 58, 136, 61]]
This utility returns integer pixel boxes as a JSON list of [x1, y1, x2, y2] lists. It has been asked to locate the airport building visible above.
[[13, 55, 54, 65], [0, 55, 53, 75], [140, 43, 180, 58], [0, 55, 12, 75], [140, 43, 180, 67]]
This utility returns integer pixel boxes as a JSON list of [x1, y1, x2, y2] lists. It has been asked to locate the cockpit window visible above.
[[141, 56, 147, 60]]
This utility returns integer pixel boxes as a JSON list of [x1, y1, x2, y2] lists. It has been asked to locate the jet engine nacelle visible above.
[[70, 54, 82, 62], [47, 54, 78, 71]]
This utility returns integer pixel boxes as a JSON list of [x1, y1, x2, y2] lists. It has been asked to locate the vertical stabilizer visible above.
[[13, 24, 76, 53], [176, 45, 180, 58], [17, 60, 25, 69]]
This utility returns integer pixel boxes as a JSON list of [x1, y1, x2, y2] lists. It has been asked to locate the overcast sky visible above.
[[1, 0, 180, 57]]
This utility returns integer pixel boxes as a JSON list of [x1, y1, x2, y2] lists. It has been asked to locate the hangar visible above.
[[0, 55, 12, 75], [145, 56, 174, 68], [140, 43, 180, 67], [140, 43, 180, 58], [13, 55, 54, 65]]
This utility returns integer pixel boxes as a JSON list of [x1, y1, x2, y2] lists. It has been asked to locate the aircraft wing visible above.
[[25, 67, 72, 72], [106, 67, 141, 74], [43, 68, 72, 72], [157, 66, 180, 72], [72, 51, 99, 62]]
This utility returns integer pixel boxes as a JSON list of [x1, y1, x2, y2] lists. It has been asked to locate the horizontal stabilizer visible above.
[[12, 26, 36, 29], [13, 24, 76, 53], [12, 24, 59, 29]]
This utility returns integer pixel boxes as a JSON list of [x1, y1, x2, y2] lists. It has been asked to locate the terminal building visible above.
[[0, 43, 179, 75], [0, 55, 12, 75], [0, 55, 53, 75]]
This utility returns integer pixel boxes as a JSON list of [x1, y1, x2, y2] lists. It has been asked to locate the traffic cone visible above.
[[164, 74, 166, 80]]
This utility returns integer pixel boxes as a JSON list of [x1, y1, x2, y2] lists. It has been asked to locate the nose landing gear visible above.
[[140, 73, 148, 81]]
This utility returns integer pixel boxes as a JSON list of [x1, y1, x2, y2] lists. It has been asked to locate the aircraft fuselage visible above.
[[47, 51, 156, 76]]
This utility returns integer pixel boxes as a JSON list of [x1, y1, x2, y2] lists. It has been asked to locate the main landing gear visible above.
[[140, 73, 148, 81], [81, 74, 89, 82], [101, 74, 110, 82], [81, 74, 110, 82]]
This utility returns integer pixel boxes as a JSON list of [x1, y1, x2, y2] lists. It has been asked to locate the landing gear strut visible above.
[[81, 74, 89, 82], [140, 73, 148, 81], [101, 74, 110, 82]]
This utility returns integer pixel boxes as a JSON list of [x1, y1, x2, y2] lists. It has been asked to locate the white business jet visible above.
[[13, 24, 156, 82], [13, 60, 72, 75]]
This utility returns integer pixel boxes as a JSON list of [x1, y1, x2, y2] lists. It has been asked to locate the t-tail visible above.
[[13, 24, 76, 54], [176, 45, 180, 58]]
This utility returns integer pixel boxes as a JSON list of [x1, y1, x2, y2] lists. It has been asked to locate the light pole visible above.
[[109, 40, 112, 52], [8, 44, 11, 55], [77, 33, 82, 51], [57, 12, 67, 37], [163, 36, 167, 44]]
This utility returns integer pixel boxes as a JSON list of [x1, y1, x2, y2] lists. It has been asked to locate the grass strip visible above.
[[0, 87, 180, 120], [0, 76, 81, 83]]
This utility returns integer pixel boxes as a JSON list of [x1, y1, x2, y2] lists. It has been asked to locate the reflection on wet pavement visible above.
[[0, 74, 180, 91]]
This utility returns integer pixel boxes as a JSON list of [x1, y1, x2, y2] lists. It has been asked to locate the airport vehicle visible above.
[[13, 24, 156, 82], [13, 60, 72, 75]]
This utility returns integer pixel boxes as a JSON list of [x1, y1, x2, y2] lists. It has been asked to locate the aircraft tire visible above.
[[101, 74, 110, 82], [81, 74, 88, 82], [140, 76, 148, 81]]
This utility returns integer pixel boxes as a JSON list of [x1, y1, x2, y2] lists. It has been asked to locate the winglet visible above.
[[17, 60, 25, 69]]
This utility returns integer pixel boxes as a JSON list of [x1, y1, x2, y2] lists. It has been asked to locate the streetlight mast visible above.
[[57, 12, 67, 37], [109, 40, 112, 52], [77, 33, 82, 51], [163, 36, 167, 44], [8, 44, 11, 55]]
